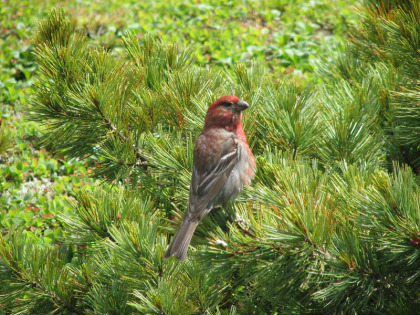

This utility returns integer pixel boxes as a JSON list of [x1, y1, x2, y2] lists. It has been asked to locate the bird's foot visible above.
[[228, 217, 257, 238], [226, 216, 244, 224]]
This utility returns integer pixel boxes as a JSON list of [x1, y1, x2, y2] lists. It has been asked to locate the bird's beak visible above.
[[237, 100, 249, 111]]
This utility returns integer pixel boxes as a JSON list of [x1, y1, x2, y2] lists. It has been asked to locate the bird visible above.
[[164, 95, 256, 261]]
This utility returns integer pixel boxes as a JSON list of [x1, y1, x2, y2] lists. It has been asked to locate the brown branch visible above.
[[27, 280, 86, 315], [120, 159, 152, 168], [92, 100, 150, 170]]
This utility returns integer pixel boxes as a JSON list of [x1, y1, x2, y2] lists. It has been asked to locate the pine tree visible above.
[[1, 2, 419, 313]]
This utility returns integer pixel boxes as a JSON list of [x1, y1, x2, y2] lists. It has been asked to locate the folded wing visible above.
[[187, 136, 238, 220]]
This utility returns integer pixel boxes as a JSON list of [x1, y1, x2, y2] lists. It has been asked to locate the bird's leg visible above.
[[224, 204, 256, 237], [208, 206, 222, 222], [210, 206, 222, 212], [223, 202, 238, 222], [208, 205, 232, 232]]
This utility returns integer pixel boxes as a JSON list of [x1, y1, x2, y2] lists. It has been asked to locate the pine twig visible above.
[[26, 280, 85, 315], [92, 100, 150, 170]]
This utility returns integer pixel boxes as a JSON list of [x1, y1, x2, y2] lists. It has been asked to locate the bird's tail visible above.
[[164, 219, 199, 261]]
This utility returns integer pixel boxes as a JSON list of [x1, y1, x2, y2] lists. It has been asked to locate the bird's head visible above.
[[203, 95, 249, 131]]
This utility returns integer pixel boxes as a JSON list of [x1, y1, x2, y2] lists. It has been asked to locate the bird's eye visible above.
[[224, 102, 233, 107]]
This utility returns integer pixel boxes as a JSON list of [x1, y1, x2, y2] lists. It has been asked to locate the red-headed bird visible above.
[[164, 96, 256, 260]]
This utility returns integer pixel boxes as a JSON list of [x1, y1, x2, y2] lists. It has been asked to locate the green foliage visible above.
[[0, 1, 98, 247], [0, 104, 93, 245], [259, 81, 321, 159], [318, 0, 420, 169], [1, 0, 420, 314], [0, 229, 84, 314], [199, 160, 420, 313], [0, 121, 14, 155], [317, 78, 385, 166], [1, 185, 235, 314]]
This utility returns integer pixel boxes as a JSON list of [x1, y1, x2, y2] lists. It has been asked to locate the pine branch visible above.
[[93, 98, 149, 170], [26, 280, 85, 315]]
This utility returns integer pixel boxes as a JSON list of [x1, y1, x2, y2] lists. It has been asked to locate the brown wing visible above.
[[187, 136, 238, 221]]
